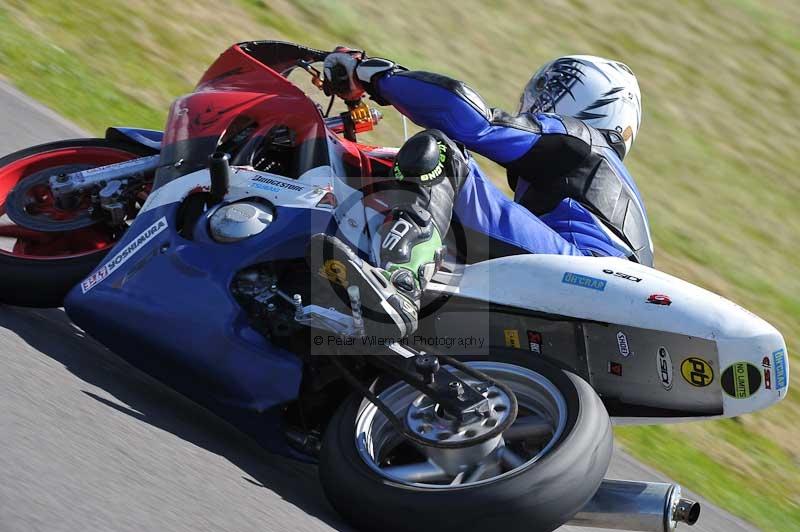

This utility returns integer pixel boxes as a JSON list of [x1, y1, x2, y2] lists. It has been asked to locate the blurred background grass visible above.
[[0, 0, 798, 528]]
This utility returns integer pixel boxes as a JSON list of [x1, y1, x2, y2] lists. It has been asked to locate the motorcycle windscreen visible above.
[[153, 42, 330, 188]]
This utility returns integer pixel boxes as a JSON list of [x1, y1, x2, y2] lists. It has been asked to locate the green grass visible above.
[[1, 0, 799, 528], [616, 423, 800, 530]]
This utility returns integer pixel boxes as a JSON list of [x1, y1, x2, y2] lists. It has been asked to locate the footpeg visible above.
[[347, 285, 365, 336]]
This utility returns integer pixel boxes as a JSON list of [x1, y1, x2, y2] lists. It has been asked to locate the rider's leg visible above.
[[453, 160, 628, 260], [538, 198, 633, 259], [453, 159, 584, 261], [308, 129, 468, 338]]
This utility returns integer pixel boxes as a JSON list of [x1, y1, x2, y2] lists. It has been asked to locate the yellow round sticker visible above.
[[680, 357, 714, 387], [319, 259, 347, 287]]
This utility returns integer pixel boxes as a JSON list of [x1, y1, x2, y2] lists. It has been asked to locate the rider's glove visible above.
[[324, 47, 402, 104], [323, 47, 365, 101]]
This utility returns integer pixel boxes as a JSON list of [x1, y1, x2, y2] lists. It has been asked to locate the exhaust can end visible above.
[[672, 495, 700, 527], [568, 479, 701, 531]]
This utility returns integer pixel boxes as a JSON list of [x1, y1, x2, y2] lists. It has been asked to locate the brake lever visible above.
[[297, 60, 326, 91]]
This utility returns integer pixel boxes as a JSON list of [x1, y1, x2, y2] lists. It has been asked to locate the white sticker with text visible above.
[[81, 217, 168, 293]]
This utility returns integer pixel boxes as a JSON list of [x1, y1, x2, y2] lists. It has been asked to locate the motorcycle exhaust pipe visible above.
[[567, 479, 700, 532]]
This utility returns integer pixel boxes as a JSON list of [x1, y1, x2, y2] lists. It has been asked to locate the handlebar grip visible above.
[[208, 152, 231, 205]]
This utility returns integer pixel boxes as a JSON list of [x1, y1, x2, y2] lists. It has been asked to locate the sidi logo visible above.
[[382, 219, 412, 250], [603, 269, 642, 283]]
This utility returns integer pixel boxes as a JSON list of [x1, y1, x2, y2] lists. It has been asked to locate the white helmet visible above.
[[519, 55, 642, 158]]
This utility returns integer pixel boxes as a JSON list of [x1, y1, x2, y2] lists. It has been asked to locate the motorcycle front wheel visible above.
[[319, 356, 613, 532], [0, 138, 155, 307]]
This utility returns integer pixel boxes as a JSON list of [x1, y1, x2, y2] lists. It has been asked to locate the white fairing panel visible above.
[[430, 254, 788, 418], [140, 166, 377, 255], [141, 167, 332, 214]]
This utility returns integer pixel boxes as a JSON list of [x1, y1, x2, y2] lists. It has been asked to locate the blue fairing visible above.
[[65, 202, 333, 456]]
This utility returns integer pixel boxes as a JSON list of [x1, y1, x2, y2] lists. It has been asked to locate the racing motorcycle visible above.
[[0, 41, 789, 532]]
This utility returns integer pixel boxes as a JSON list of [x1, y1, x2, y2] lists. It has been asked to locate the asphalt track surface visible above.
[[0, 80, 758, 532]]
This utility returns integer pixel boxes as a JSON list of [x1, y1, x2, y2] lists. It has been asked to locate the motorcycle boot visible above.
[[308, 129, 468, 339]]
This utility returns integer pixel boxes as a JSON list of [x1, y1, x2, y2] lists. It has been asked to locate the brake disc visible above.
[[6, 165, 98, 232]]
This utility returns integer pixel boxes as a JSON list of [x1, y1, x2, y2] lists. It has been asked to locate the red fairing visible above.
[[346, 141, 398, 175], [162, 45, 326, 148], [158, 42, 399, 183]]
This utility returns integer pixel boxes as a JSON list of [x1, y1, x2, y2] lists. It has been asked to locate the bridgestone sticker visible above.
[[250, 175, 305, 192], [81, 217, 168, 293]]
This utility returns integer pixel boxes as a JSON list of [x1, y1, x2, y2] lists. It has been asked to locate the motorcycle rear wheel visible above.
[[319, 355, 613, 532], [0, 138, 155, 307]]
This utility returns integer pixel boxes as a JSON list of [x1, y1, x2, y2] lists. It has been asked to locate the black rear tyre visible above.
[[319, 356, 612, 532]]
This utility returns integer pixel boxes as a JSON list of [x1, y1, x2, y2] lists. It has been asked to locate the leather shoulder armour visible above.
[[563, 130, 653, 265], [516, 122, 653, 265]]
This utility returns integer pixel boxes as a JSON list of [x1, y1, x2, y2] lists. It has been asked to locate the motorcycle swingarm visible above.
[[292, 289, 489, 417], [361, 343, 489, 418]]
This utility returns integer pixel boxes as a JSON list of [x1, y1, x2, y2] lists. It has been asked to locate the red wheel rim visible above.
[[0, 146, 143, 260]]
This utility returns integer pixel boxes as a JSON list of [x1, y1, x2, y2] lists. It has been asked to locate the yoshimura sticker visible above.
[[81, 217, 168, 293], [657, 347, 674, 390]]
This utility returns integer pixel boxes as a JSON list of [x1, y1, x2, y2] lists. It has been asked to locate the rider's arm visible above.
[[369, 69, 592, 174]]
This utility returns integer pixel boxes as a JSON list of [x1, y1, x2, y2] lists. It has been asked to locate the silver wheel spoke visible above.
[[449, 471, 466, 486], [356, 362, 568, 488], [499, 446, 526, 470], [382, 461, 449, 483], [463, 462, 490, 484], [503, 415, 552, 442]]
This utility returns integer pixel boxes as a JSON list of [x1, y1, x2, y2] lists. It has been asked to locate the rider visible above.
[[309, 49, 651, 339]]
